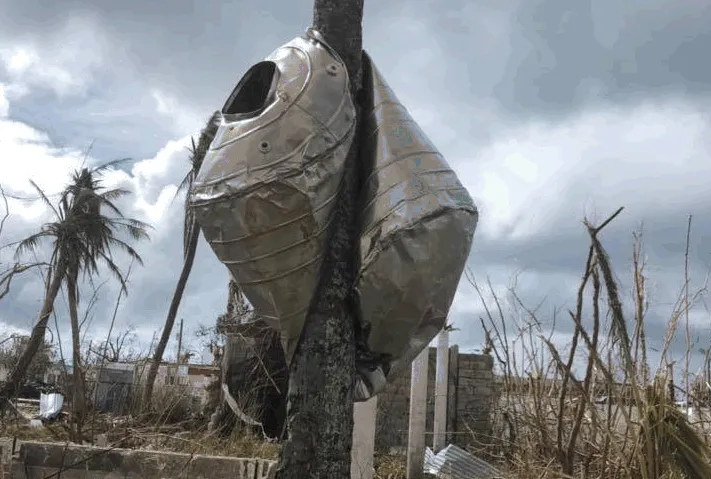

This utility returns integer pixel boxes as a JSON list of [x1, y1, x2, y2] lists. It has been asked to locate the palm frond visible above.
[[78, 139, 95, 170], [638, 393, 711, 479], [98, 187, 132, 204], [28, 180, 60, 220], [90, 158, 132, 175], [173, 110, 221, 202], [14, 231, 52, 261], [95, 250, 130, 293], [18, 163, 149, 301], [102, 236, 144, 266], [102, 218, 151, 242]]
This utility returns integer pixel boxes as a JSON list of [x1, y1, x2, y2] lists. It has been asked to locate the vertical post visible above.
[[175, 318, 184, 385], [407, 347, 429, 479], [667, 362, 676, 403], [176, 318, 184, 363], [446, 345, 459, 445], [433, 329, 449, 452], [351, 396, 378, 479]]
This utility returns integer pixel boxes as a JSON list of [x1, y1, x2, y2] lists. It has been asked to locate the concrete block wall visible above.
[[11, 442, 276, 479], [454, 353, 494, 448], [374, 347, 494, 452]]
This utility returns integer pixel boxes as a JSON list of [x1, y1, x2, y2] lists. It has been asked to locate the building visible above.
[[91, 361, 220, 413]]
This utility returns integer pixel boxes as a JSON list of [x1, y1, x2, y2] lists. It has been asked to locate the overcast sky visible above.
[[1, 0, 710, 375]]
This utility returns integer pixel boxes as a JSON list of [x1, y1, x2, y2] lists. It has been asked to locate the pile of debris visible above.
[[4, 380, 65, 426]]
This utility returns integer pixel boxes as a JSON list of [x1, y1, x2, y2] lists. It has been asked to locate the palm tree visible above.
[[0, 161, 150, 434], [141, 112, 220, 409]]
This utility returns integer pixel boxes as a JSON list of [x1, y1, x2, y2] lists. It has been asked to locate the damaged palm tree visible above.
[[0, 163, 149, 433], [142, 112, 221, 409]]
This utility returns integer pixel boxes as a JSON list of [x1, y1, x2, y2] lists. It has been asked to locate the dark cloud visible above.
[[2, 0, 710, 373], [495, 0, 711, 120], [1, 0, 708, 170], [7, 86, 177, 162]]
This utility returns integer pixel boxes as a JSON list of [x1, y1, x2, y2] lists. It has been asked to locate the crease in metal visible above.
[[352, 52, 478, 399], [424, 444, 503, 479], [189, 29, 356, 364], [189, 31, 477, 400]]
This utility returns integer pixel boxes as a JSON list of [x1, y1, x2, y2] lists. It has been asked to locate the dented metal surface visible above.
[[353, 53, 478, 399], [189, 29, 356, 363], [190, 31, 476, 399], [425, 444, 503, 479]]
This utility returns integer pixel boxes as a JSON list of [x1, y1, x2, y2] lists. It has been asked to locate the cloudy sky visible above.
[[1, 0, 710, 376]]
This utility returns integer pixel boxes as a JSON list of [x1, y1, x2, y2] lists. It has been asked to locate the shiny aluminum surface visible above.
[[189, 29, 356, 364], [425, 444, 503, 479], [354, 52, 478, 399]]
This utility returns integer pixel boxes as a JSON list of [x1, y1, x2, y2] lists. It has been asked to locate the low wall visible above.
[[375, 347, 494, 451], [10, 441, 276, 479]]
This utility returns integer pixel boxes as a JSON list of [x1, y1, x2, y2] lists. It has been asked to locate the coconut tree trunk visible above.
[[0, 265, 65, 403], [66, 273, 86, 439], [142, 221, 201, 409], [275, 1, 364, 477]]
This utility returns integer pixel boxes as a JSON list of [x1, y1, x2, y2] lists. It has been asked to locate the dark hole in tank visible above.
[[222, 61, 278, 117]]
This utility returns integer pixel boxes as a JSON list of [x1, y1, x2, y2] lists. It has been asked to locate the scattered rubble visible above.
[[424, 444, 502, 479]]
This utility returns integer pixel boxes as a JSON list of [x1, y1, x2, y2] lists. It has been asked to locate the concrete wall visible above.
[[10, 442, 276, 479], [90, 362, 220, 413], [375, 347, 494, 452]]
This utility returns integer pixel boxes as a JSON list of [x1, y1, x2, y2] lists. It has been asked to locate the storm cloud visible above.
[[0, 0, 710, 370]]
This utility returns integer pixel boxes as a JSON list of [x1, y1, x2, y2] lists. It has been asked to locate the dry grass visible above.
[[373, 454, 407, 478], [0, 373, 279, 462], [1, 416, 279, 459], [469, 209, 711, 478]]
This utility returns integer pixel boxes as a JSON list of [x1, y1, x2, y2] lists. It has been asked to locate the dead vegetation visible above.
[[4, 174, 711, 479], [0, 380, 280, 459], [468, 209, 711, 478]]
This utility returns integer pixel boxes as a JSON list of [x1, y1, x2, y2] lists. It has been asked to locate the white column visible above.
[[351, 396, 378, 479], [433, 329, 450, 452], [407, 347, 429, 479]]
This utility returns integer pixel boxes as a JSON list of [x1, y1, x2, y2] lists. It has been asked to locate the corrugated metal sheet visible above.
[[424, 444, 503, 479]]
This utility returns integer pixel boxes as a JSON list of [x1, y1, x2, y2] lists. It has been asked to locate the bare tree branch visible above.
[[0, 184, 9, 240], [0, 262, 50, 302]]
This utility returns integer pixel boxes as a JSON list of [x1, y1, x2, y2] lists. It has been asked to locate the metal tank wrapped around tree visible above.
[[352, 53, 478, 399], [190, 29, 477, 401], [189, 29, 356, 364]]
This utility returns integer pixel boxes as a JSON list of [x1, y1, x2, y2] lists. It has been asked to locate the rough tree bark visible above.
[[67, 274, 87, 439], [276, 1, 365, 478], [142, 112, 220, 409]]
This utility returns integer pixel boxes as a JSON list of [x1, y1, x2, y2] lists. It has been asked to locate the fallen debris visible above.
[[38, 392, 63, 421], [424, 444, 502, 479]]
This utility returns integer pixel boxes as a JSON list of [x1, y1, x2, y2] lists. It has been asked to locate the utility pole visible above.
[[177, 318, 184, 364], [175, 318, 184, 384]]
